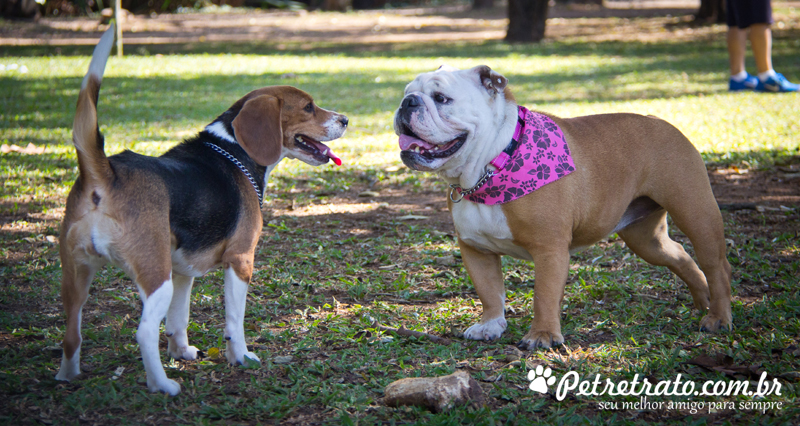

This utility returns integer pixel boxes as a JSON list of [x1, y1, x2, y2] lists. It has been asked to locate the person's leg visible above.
[[750, 20, 799, 91], [727, 25, 758, 90], [727, 26, 749, 76], [749, 23, 773, 75]]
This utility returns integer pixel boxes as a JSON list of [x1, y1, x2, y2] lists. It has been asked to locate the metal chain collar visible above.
[[203, 142, 263, 207], [449, 168, 495, 203]]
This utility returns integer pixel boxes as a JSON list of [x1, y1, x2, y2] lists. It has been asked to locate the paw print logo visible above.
[[527, 365, 556, 393]]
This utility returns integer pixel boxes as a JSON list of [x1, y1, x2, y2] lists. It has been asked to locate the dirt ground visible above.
[[1, 0, 732, 47]]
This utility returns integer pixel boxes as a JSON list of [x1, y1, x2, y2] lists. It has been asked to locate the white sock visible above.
[[758, 70, 777, 82], [730, 71, 749, 82]]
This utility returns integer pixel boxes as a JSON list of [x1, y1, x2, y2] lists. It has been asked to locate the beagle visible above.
[[55, 26, 348, 395]]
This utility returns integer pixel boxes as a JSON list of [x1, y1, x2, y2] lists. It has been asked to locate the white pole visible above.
[[114, 0, 123, 57]]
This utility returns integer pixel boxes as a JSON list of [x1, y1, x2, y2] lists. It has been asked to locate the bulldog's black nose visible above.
[[401, 94, 422, 110]]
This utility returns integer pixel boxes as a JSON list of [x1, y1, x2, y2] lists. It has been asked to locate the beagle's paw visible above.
[[464, 317, 507, 341], [239, 351, 261, 366], [55, 355, 81, 381], [168, 344, 200, 361], [226, 346, 261, 366], [699, 312, 733, 333], [518, 330, 564, 350], [148, 377, 181, 396]]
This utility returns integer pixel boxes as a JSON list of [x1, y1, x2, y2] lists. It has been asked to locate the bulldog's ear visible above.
[[474, 65, 508, 94], [232, 95, 283, 166]]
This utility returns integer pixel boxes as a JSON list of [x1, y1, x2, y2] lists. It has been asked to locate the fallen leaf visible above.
[[434, 256, 458, 266], [397, 214, 429, 221], [779, 371, 800, 381], [378, 264, 400, 270], [682, 352, 763, 379], [274, 355, 294, 364]]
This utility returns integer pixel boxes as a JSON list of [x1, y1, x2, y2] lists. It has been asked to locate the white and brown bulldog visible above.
[[394, 65, 732, 350]]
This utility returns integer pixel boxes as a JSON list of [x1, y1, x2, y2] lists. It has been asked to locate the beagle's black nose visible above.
[[339, 116, 349, 127]]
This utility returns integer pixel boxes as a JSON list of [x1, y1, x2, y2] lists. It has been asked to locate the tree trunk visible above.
[[352, 0, 387, 9], [472, 0, 495, 9], [506, 0, 549, 43], [695, 0, 726, 24]]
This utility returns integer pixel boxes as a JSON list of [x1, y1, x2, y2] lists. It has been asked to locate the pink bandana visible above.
[[456, 106, 575, 205]]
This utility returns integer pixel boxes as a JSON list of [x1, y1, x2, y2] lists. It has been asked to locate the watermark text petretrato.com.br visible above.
[[527, 366, 784, 414]]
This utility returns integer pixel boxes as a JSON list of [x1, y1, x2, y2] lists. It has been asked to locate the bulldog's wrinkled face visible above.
[[394, 65, 510, 172]]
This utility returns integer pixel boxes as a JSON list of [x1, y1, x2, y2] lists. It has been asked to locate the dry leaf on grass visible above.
[[682, 352, 763, 379]]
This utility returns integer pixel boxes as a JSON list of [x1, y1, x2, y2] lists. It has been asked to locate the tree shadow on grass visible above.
[[1, 49, 788, 139]]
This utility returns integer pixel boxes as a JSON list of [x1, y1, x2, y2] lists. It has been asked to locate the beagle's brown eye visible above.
[[304, 103, 314, 113]]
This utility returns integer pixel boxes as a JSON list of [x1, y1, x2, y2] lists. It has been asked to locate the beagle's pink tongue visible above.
[[327, 150, 342, 166], [399, 134, 435, 151], [309, 140, 342, 166]]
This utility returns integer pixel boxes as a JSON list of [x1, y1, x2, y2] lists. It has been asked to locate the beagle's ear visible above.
[[232, 95, 283, 166], [473, 65, 508, 94]]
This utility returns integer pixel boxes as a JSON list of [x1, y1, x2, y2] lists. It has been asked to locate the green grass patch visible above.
[[1, 12, 799, 425]]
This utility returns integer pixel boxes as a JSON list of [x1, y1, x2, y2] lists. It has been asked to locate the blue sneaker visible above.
[[729, 74, 758, 91], [755, 73, 799, 93]]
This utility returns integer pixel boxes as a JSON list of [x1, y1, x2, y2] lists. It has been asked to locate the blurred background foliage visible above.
[[10, 0, 479, 17]]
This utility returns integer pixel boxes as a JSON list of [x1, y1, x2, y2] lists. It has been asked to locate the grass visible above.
[[1, 7, 800, 426]]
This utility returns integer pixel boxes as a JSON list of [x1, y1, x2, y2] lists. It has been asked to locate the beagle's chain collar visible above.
[[204, 142, 263, 207]]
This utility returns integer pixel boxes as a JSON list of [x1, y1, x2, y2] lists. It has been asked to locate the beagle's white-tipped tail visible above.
[[81, 24, 115, 90], [73, 25, 116, 187]]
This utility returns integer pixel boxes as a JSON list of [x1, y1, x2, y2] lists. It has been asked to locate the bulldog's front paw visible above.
[[691, 293, 710, 311], [518, 330, 564, 350], [169, 344, 200, 361], [464, 317, 507, 341], [699, 313, 733, 332]]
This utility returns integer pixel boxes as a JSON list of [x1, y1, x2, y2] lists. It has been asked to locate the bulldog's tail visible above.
[[72, 25, 115, 187]]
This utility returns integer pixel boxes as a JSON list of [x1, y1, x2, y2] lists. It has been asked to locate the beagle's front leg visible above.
[[223, 261, 260, 365], [459, 239, 508, 341], [165, 273, 199, 361]]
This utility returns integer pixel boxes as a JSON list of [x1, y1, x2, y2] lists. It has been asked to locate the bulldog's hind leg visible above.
[[662, 197, 732, 332], [459, 240, 508, 341], [617, 209, 712, 311]]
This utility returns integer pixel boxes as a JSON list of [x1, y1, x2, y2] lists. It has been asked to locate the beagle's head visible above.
[[209, 86, 348, 167]]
